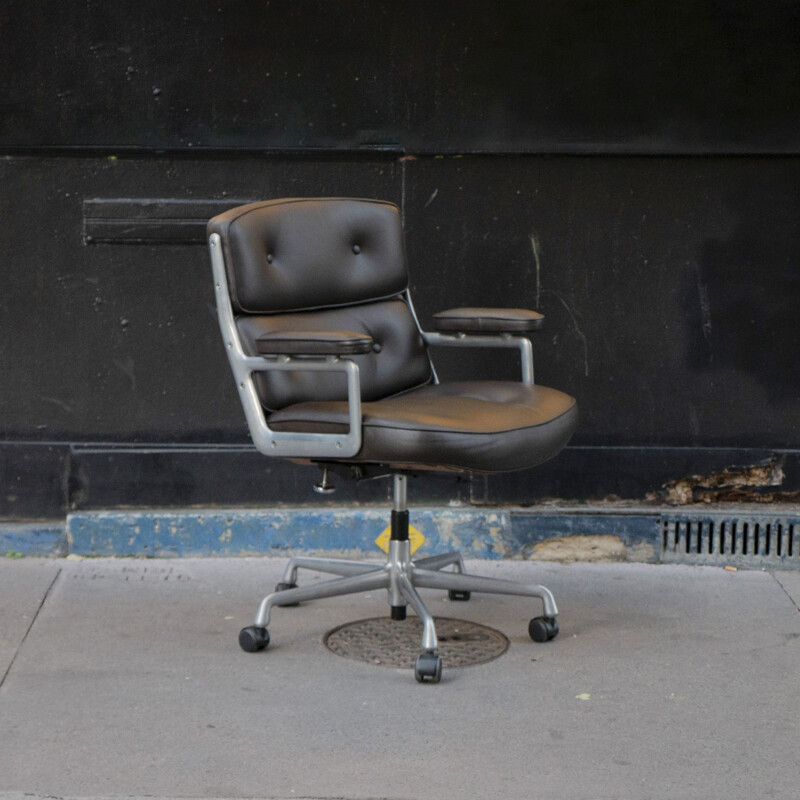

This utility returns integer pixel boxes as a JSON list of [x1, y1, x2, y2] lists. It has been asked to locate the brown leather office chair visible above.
[[207, 198, 578, 682]]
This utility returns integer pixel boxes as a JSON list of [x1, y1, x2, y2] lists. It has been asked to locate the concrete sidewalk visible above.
[[1, 556, 799, 800]]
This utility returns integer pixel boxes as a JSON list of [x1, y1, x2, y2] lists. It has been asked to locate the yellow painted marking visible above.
[[375, 524, 426, 555]]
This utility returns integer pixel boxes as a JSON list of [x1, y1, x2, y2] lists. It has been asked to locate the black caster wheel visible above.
[[448, 589, 471, 601], [414, 651, 443, 683], [274, 581, 299, 607], [239, 625, 270, 652], [528, 616, 559, 642]]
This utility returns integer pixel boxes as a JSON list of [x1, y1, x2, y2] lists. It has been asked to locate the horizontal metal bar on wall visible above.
[[0, 145, 407, 159], [83, 198, 256, 244], [0, 444, 753, 457], [5, 145, 800, 158]]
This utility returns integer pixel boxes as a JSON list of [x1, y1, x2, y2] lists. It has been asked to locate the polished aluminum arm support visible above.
[[209, 233, 363, 458], [421, 330, 535, 384]]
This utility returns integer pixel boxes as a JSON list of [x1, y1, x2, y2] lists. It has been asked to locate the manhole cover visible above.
[[324, 616, 509, 668]]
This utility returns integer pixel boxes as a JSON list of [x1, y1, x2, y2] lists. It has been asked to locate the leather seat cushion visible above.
[[268, 382, 578, 473]]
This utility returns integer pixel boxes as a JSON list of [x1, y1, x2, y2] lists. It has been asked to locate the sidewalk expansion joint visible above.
[[0, 567, 62, 689], [771, 571, 800, 615]]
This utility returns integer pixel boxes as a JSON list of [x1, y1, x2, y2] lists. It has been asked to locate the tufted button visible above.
[[352, 244, 361, 254], [372, 342, 382, 353], [266, 253, 274, 263]]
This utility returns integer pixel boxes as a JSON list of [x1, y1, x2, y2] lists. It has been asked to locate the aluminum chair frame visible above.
[[208, 229, 560, 683]]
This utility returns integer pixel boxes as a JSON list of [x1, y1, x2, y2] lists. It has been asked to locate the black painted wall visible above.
[[4, 0, 800, 154], [1, 2, 799, 518]]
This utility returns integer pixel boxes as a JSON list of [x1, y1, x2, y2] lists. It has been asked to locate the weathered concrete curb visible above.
[[6, 505, 800, 566], [66, 507, 512, 558], [57, 505, 660, 560], [0, 522, 68, 557]]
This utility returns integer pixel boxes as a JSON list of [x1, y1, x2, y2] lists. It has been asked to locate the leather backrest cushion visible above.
[[208, 198, 407, 313], [236, 299, 432, 411]]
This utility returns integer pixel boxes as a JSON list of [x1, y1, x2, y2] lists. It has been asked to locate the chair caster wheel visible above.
[[239, 626, 270, 652], [448, 589, 471, 601], [275, 581, 299, 607], [528, 616, 559, 642], [414, 651, 443, 683]]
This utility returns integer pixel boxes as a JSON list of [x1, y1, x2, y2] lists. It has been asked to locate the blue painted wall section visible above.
[[66, 508, 517, 558], [0, 523, 68, 557], [63, 507, 661, 559], [12, 507, 799, 567]]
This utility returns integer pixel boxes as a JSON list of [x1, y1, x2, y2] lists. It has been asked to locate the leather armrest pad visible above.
[[255, 330, 374, 356], [433, 307, 545, 333]]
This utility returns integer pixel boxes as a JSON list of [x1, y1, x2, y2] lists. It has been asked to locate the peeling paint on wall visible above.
[[660, 455, 795, 504]]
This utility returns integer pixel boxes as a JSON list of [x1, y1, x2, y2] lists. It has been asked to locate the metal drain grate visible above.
[[324, 616, 509, 669], [660, 513, 800, 567]]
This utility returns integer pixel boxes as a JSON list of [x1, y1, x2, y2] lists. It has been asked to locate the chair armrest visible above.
[[433, 307, 544, 334], [255, 330, 374, 356], [210, 231, 363, 458], [422, 310, 539, 385]]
